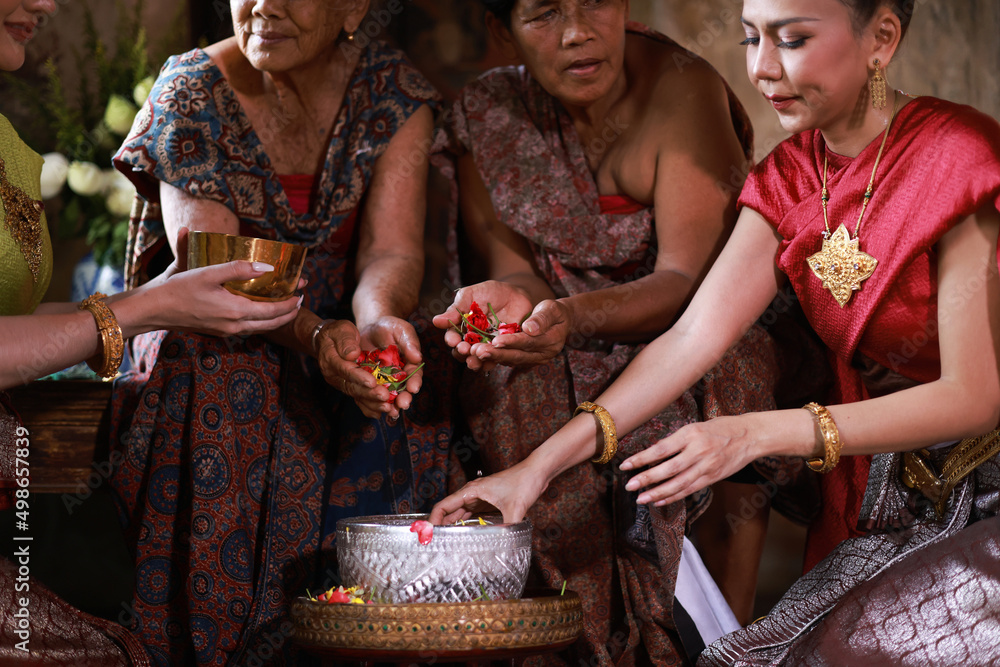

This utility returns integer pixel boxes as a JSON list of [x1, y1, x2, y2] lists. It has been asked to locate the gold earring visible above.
[[870, 58, 887, 110], [347, 31, 355, 42]]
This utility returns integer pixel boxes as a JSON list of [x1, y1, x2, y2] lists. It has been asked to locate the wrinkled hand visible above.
[[316, 316, 422, 420], [619, 415, 761, 507], [428, 462, 548, 526]]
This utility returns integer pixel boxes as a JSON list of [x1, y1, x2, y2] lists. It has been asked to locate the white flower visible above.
[[66, 161, 105, 196], [100, 169, 128, 196], [133, 75, 155, 107], [104, 94, 139, 136], [104, 169, 136, 217], [40, 152, 69, 199], [105, 184, 135, 217]]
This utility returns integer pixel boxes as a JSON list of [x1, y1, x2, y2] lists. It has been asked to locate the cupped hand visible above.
[[149, 260, 303, 337], [486, 298, 572, 366], [430, 281, 534, 371], [428, 462, 548, 526], [360, 316, 424, 411], [316, 317, 419, 420], [619, 414, 762, 507]]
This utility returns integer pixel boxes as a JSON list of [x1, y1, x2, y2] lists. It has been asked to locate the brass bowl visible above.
[[187, 231, 306, 301]]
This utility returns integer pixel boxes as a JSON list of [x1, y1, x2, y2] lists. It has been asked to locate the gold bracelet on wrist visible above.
[[311, 319, 334, 356], [78, 292, 124, 380], [803, 402, 842, 474], [575, 401, 618, 464]]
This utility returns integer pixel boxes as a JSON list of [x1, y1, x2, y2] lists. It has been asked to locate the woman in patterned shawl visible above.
[[430, 1, 786, 664], [109, 1, 456, 664]]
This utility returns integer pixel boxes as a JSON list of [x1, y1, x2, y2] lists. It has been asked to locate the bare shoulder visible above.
[[625, 32, 730, 129]]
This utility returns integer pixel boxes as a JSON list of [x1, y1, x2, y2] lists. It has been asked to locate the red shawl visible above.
[[740, 96, 1000, 570]]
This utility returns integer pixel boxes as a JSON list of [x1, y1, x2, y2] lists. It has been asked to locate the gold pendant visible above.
[[807, 224, 877, 308]]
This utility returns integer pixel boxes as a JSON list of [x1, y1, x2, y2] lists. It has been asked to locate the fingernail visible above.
[[625, 479, 639, 492], [654, 500, 668, 507], [251, 262, 275, 272], [619, 461, 633, 471], [296, 295, 304, 308], [636, 494, 650, 504]]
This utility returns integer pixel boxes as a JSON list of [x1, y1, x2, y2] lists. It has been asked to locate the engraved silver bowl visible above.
[[337, 513, 532, 604]]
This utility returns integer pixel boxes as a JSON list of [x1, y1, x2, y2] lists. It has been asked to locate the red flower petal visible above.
[[497, 322, 521, 335], [409, 520, 434, 545]]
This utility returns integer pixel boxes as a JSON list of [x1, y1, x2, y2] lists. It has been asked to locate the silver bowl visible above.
[[337, 513, 531, 604]]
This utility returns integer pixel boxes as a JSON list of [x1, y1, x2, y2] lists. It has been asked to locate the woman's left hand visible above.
[[619, 414, 764, 506]]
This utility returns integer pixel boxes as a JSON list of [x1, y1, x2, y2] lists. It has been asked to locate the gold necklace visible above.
[[807, 94, 901, 307]]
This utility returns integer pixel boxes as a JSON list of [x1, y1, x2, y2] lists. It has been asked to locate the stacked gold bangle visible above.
[[803, 402, 842, 473], [575, 401, 618, 464], [78, 292, 124, 380]]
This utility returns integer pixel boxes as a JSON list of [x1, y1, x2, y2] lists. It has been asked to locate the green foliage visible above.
[[30, 0, 184, 267]]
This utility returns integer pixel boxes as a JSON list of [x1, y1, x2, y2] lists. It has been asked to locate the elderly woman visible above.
[[108, 0, 455, 663], [430, 0, 791, 663], [435, 0, 1000, 664]]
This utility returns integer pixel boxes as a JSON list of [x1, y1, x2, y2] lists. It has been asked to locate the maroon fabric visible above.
[[0, 557, 150, 666], [739, 96, 1000, 571], [276, 173, 315, 217], [598, 194, 646, 215]]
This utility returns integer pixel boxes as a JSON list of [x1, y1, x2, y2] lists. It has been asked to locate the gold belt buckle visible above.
[[902, 449, 944, 508]]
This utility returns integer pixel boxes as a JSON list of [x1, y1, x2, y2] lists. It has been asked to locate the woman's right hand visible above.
[[428, 461, 548, 526], [431, 280, 533, 372], [135, 260, 303, 337], [314, 319, 405, 420]]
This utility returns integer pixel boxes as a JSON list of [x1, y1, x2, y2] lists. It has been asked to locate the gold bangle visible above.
[[575, 401, 618, 464], [803, 402, 842, 473], [78, 292, 124, 380]]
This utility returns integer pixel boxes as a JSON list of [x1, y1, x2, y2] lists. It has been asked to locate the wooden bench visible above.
[[8, 380, 113, 494]]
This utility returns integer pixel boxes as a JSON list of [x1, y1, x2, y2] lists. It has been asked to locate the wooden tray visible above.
[[291, 588, 583, 657]]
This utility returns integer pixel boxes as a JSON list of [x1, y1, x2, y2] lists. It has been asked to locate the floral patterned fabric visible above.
[[108, 42, 456, 666], [436, 24, 778, 667]]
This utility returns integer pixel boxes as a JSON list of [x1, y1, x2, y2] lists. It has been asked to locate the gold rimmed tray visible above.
[[290, 588, 583, 659]]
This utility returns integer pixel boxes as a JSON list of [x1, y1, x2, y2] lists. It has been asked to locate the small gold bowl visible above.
[[187, 231, 307, 301]]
